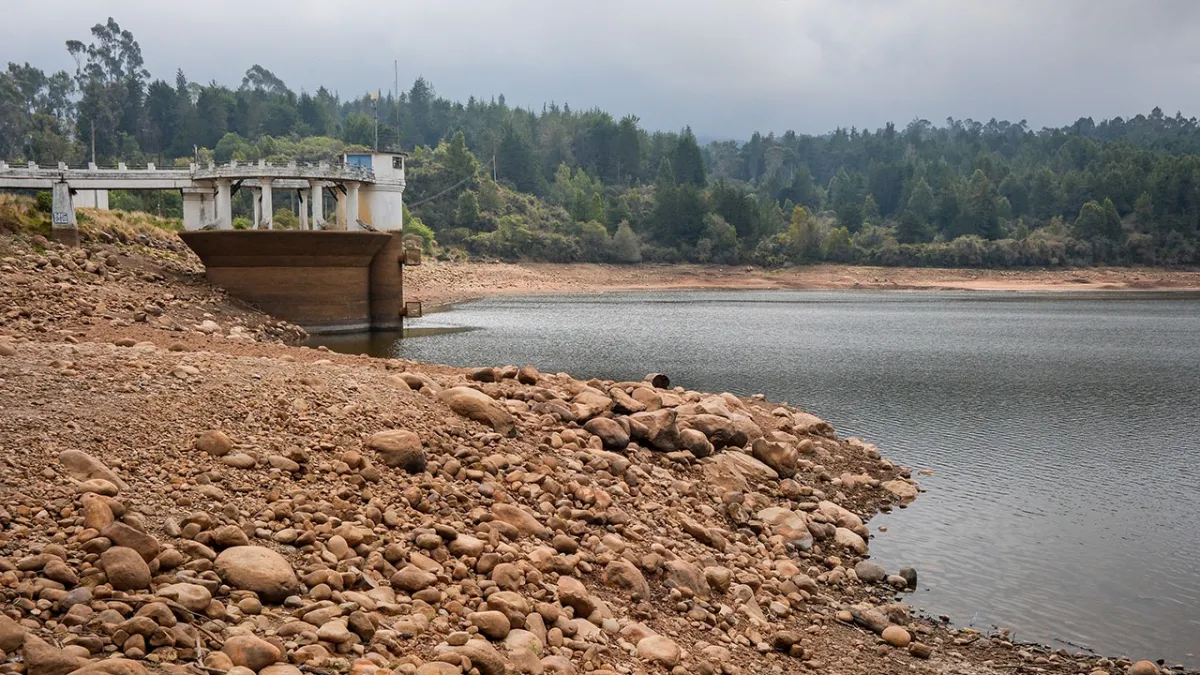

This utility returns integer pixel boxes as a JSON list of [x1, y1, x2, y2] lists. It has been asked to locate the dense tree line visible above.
[[2, 18, 1200, 266]]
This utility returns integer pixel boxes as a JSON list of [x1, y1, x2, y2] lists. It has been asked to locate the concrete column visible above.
[[215, 180, 232, 230], [51, 181, 78, 246], [310, 181, 325, 229], [252, 188, 262, 230], [182, 190, 204, 231], [299, 189, 309, 230], [335, 188, 347, 231], [200, 192, 216, 228], [346, 183, 360, 230], [260, 178, 273, 230]]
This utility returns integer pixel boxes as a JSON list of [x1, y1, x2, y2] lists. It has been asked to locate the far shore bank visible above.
[[405, 261, 1200, 309]]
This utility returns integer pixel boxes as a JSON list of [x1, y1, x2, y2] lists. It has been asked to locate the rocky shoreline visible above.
[[0, 230, 1189, 675]]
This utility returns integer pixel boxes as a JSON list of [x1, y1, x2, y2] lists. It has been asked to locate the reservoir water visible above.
[[314, 290, 1200, 665]]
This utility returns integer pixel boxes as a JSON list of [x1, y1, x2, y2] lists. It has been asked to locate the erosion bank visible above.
[[0, 230, 1188, 675], [405, 260, 1200, 309]]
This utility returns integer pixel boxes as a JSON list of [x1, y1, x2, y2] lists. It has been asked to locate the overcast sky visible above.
[[4, 0, 1199, 139]]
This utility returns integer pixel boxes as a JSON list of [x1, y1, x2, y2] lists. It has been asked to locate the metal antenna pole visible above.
[[394, 60, 399, 149]]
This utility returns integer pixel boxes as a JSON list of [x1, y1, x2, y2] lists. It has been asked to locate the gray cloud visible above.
[[4, 0, 1199, 138]]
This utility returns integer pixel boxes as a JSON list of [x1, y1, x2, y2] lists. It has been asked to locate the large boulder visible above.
[[491, 503, 551, 538], [194, 430, 233, 457], [556, 576, 597, 617], [58, 450, 127, 491], [679, 414, 743, 449], [366, 430, 427, 473], [882, 479, 919, 502], [702, 452, 778, 495], [572, 388, 614, 418], [391, 565, 437, 593], [630, 409, 680, 451], [608, 387, 646, 414], [22, 634, 88, 675], [437, 387, 516, 436], [221, 635, 281, 671], [818, 500, 864, 530], [445, 640, 505, 675], [0, 613, 27, 652], [664, 559, 710, 599], [214, 546, 299, 603], [468, 611, 511, 640], [834, 527, 868, 555], [583, 417, 630, 451], [636, 635, 681, 667], [602, 559, 651, 600], [100, 547, 151, 590], [677, 428, 714, 458], [751, 438, 798, 478], [854, 561, 887, 584], [100, 523, 160, 562], [756, 507, 814, 551], [157, 583, 213, 612], [517, 365, 540, 385], [791, 411, 835, 436], [70, 659, 149, 675]]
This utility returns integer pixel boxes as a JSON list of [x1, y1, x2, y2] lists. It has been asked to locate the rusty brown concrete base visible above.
[[178, 230, 403, 334], [51, 227, 80, 247], [369, 232, 405, 332]]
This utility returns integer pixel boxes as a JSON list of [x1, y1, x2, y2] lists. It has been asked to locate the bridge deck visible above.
[[0, 160, 387, 191]]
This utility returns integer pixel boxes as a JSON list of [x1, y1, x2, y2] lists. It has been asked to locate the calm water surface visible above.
[[315, 290, 1200, 665]]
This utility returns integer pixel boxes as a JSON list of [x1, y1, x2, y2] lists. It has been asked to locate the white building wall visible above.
[[359, 152, 406, 231]]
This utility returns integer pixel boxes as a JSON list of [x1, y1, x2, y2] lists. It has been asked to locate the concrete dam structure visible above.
[[0, 151, 418, 333]]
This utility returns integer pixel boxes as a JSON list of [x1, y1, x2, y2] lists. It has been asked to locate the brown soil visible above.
[[0, 229, 1186, 675], [405, 261, 1200, 309]]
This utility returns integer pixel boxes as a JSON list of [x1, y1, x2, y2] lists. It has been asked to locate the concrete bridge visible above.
[[0, 152, 407, 245], [0, 152, 417, 334]]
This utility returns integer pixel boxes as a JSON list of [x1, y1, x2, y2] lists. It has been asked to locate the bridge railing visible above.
[[0, 159, 378, 183]]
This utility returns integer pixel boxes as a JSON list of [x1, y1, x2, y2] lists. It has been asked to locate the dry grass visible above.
[[0, 194, 182, 245]]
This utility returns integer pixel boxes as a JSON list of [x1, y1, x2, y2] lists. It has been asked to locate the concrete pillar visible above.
[[200, 192, 216, 228], [252, 188, 262, 230], [215, 180, 232, 230], [182, 190, 204, 231], [260, 178, 273, 230], [346, 183, 360, 230], [310, 181, 325, 229], [299, 189, 309, 230], [51, 181, 78, 246], [335, 188, 347, 231]]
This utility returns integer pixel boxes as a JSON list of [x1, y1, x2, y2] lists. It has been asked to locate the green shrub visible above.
[[405, 217, 436, 249]]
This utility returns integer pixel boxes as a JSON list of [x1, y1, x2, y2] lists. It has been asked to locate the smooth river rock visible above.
[[214, 546, 299, 603]]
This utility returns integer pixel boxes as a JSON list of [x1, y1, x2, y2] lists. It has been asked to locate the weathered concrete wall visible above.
[[369, 232, 406, 331], [179, 231, 392, 334]]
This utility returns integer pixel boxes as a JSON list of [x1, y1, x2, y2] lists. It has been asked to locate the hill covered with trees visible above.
[[3, 17, 1200, 267]]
